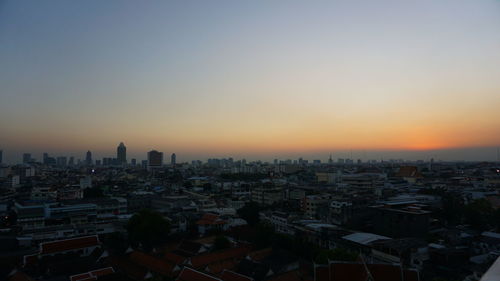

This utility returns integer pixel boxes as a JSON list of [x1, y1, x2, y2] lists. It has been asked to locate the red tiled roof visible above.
[[177, 267, 222, 281], [207, 259, 238, 274], [90, 267, 115, 278], [190, 247, 250, 269], [23, 254, 38, 267], [314, 266, 329, 281], [267, 270, 312, 281], [70, 273, 94, 281], [9, 272, 35, 281], [130, 251, 178, 277], [247, 248, 272, 262], [165, 252, 187, 265], [107, 256, 149, 280], [40, 236, 100, 255], [220, 270, 253, 281], [330, 263, 368, 281], [367, 264, 418, 281], [70, 267, 115, 281], [197, 213, 227, 225]]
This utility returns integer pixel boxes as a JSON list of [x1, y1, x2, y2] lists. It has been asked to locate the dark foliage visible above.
[[127, 209, 170, 252]]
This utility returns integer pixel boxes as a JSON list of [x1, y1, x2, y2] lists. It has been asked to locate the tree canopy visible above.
[[237, 201, 261, 226], [127, 209, 170, 252]]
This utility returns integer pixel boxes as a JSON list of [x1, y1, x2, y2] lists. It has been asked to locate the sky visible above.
[[0, 0, 499, 163]]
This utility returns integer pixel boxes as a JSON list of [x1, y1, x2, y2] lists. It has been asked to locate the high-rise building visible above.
[[42, 153, 56, 165], [171, 153, 176, 166], [117, 142, 127, 164], [147, 150, 163, 169], [131, 158, 137, 166], [85, 151, 93, 166], [68, 156, 75, 166], [23, 153, 32, 164], [56, 156, 67, 167], [0, 149, 2, 164]]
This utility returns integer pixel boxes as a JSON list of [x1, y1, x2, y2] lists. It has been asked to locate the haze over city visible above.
[[1, 0, 499, 162]]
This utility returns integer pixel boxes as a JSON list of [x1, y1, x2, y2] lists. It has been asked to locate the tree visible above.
[[103, 232, 127, 255], [315, 248, 358, 264], [440, 193, 464, 225], [214, 236, 231, 251], [237, 202, 260, 226], [83, 187, 104, 198], [464, 199, 494, 231], [127, 209, 170, 252]]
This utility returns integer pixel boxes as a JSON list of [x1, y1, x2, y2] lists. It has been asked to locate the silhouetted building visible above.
[[56, 156, 67, 167], [171, 153, 176, 166], [370, 202, 430, 238], [68, 156, 75, 166], [23, 153, 32, 164], [117, 142, 126, 164], [131, 158, 137, 166], [85, 151, 93, 166], [42, 152, 56, 165], [0, 149, 2, 164], [147, 150, 163, 169]]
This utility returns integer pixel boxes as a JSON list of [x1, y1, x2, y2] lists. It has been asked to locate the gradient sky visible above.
[[1, 0, 499, 163]]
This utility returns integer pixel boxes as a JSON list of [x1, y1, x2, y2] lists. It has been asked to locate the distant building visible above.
[[171, 153, 176, 166], [147, 150, 163, 169], [68, 156, 74, 166], [117, 142, 127, 164], [56, 156, 67, 167], [0, 149, 2, 164], [131, 158, 137, 166], [80, 176, 92, 189], [85, 151, 92, 166], [23, 153, 32, 164]]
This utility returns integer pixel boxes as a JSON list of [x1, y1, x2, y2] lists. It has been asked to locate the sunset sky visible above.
[[1, 0, 499, 163]]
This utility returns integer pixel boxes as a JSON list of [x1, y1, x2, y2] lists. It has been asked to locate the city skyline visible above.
[[1, 143, 499, 164], [1, 1, 500, 163]]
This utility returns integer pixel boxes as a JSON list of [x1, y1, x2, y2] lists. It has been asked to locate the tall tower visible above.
[[171, 153, 176, 166], [0, 149, 2, 164], [147, 150, 163, 170], [85, 151, 93, 166], [117, 142, 127, 164]]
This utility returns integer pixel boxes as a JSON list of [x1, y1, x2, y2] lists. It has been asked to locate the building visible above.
[[0, 149, 2, 163], [251, 184, 283, 205], [171, 153, 176, 166], [117, 142, 127, 164], [85, 151, 92, 166], [302, 194, 333, 218], [147, 150, 163, 169], [56, 156, 67, 167], [370, 202, 431, 238], [23, 153, 32, 164]]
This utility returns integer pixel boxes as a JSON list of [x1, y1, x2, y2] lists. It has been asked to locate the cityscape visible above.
[[1, 1, 500, 281]]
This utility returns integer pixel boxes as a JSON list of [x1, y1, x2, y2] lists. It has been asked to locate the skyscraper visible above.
[[0, 150, 2, 164], [85, 151, 93, 166], [147, 150, 163, 169], [171, 153, 176, 166], [117, 142, 127, 164], [23, 153, 32, 164]]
